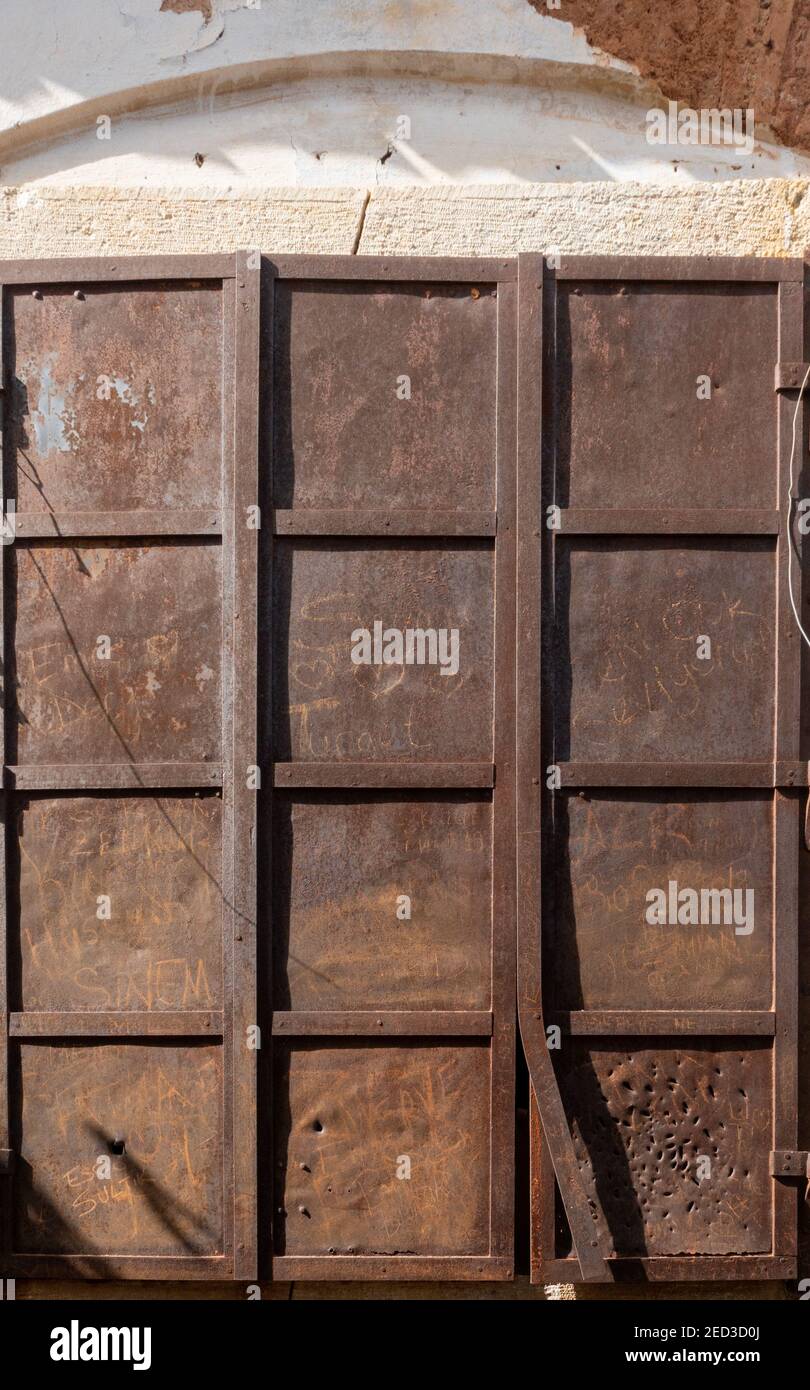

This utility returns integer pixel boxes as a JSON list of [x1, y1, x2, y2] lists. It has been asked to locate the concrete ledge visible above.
[[0, 181, 807, 261], [0, 185, 368, 257], [358, 181, 810, 258]]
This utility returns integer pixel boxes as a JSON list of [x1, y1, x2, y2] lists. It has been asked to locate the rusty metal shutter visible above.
[[0, 253, 259, 1280], [518, 253, 806, 1282], [264, 256, 517, 1280]]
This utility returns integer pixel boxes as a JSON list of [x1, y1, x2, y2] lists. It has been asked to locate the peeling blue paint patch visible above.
[[112, 376, 136, 405], [31, 355, 79, 455], [95, 374, 154, 433]]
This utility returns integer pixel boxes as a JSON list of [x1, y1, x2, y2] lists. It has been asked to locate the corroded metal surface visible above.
[[9, 283, 223, 514], [549, 791, 773, 1012], [15, 794, 222, 1013], [273, 793, 491, 1011], [1, 253, 260, 1282], [274, 1042, 490, 1257], [556, 539, 775, 763], [560, 1042, 772, 1257], [14, 1042, 223, 1257], [272, 540, 493, 763], [266, 258, 516, 1282], [272, 280, 496, 511], [12, 541, 222, 765], [519, 256, 803, 1282], [557, 281, 778, 509]]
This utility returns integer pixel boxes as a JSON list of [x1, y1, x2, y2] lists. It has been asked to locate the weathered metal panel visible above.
[[557, 1040, 772, 1258], [557, 539, 776, 763], [272, 280, 497, 511], [0, 254, 260, 1281], [557, 280, 778, 509], [265, 256, 517, 1282], [12, 541, 222, 766], [273, 793, 491, 1011], [9, 282, 223, 515], [274, 1042, 491, 1257], [518, 254, 804, 1283], [272, 540, 494, 763], [15, 793, 223, 1014], [14, 1041, 223, 1258], [549, 791, 773, 1012]]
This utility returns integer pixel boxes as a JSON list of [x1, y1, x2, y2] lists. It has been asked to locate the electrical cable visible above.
[[786, 360, 810, 648]]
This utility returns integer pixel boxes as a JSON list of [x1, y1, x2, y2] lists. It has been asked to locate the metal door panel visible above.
[[518, 254, 804, 1283], [558, 280, 778, 510], [559, 539, 775, 763], [272, 279, 497, 511], [549, 791, 773, 1012], [265, 255, 517, 1282], [556, 1040, 773, 1257], [12, 541, 222, 765], [0, 253, 259, 1280]]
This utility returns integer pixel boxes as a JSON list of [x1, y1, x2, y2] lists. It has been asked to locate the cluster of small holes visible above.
[[565, 1048, 768, 1257]]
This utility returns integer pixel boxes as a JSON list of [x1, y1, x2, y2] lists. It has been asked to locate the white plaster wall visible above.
[[2, 0, 810, 188]]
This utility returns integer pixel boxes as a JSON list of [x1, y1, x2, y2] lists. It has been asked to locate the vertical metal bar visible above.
[[489, 278, 517, 1268], [230, 252, 260, 1281], [259, 258, 275, 1278], [221, 271, 237, 1275], [516, 253, 607, 1283], [0, 281, 9, 1266], [773, 274, 804, 1267], [533, 257, 560, 1274]]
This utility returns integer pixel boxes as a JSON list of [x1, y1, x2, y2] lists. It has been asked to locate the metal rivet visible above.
[[31, 289, 42, 299], [73, 290, 85, 300]]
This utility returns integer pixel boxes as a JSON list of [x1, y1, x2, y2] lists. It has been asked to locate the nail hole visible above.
[[109, 1138, 125, 1156]]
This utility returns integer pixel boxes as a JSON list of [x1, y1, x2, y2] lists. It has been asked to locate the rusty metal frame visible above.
[[0, 280, 9, 1267], [264, 254, 517, 1281], [518, 252, 804, 1283], [0, 252, 259, 1281]]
